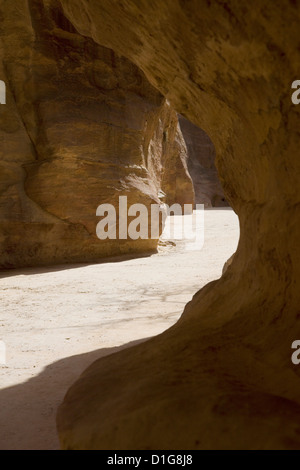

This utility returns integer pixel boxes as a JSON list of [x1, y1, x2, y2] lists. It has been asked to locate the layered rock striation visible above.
[[0, 0, 194, 268]]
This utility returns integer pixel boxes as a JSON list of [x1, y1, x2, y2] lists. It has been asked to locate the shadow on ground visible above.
[[0, 252, 155, 279], [0, 337, 150, 450]]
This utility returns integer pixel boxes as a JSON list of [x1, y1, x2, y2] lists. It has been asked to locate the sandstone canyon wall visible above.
[[0, 0, 194, 268], [55, 0, 300, 450], [178, 115, 228, 207]]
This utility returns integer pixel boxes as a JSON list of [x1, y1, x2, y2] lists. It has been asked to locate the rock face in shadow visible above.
[[0, 0, 193, 268], [56, 0, 300, 450], [178, 115, 228, 207]]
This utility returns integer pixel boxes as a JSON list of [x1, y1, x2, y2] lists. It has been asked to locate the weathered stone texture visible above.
[[0, 0, 193, 268], [55, 0, 300, 450]]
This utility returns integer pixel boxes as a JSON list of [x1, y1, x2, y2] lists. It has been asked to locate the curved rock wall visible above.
[[56, 0, 300, 450], [0, 0, 193, 268]]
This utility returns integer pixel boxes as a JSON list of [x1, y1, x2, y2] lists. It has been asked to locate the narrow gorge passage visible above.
[[0, 209, 239, 449]]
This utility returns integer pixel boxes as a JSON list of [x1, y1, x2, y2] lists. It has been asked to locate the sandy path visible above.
[[0, 208, 239, 449]]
